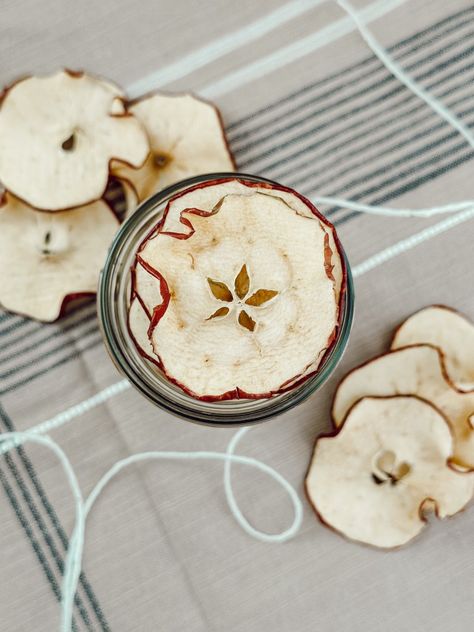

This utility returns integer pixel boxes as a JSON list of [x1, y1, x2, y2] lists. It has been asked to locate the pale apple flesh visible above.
[[0, 70, 149, 210], [0, 193, 119, 321], [127, 179, 344, 400], [306, 396, 474, 548], [392, 305, 474, 392], [112, 93, 236, 203], [332, 344, 474, 469]]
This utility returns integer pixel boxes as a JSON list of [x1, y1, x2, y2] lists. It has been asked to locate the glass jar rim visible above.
[[98, 172, 354, 426]]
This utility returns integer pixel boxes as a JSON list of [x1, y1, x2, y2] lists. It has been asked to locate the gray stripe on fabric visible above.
[[286, 87, 473, 192], [0, 324, 99, 382], [0, 336, 103, 396], [0, 405, 111, 631], [2, 452, 95, 630], [240, 41, 474, 170], [0, 311, 97, 366], [0, 464, 80, 632], [0, 300, 96, 351], [334, 149, 474, 226], [227, 5, 474, 132], [232, 29, 474, 155]]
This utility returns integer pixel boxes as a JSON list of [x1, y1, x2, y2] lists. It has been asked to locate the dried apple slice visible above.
[[137, 190, 339, 399], [332, 344, 474, 469], [392, 306, 474, 392], [128, 297, 161, 368], [122, 179, 140, 218], [0, 193, 119, 321], [160, 178, 345, 310], [306, 396, 474, 548], [132, 257, 166, 312], [0, 70, 149, 210], [112, 93, 235, 201], [128, 255, 171, 366], [159, 177, 345, 350]]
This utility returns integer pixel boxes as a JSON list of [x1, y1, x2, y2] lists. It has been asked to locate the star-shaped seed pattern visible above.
[[206, 264, 278, 332]]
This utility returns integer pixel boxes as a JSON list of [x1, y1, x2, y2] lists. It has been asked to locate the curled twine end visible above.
[[0, 428, 303, 632]]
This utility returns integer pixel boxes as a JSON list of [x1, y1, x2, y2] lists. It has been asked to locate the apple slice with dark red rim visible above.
[[152, 176, 346, 392], [130, 185, 340, 401], [158, 177, 346, 315], [331, 344, 474, 470]]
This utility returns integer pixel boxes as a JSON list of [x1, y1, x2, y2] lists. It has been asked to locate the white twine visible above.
[[309, 0, 474, 220], [2, 2, 474, 630], [336, 0, 474, 150], [0, 428, 303, 632]]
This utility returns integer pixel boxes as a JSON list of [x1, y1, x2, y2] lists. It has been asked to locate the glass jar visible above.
[[98, 173, 354, 426]]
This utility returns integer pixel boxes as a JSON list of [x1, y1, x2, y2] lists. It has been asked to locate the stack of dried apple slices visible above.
[[127, 178, 347, 400], [306, 305, 474, 548], [0, 70, 235, 321]]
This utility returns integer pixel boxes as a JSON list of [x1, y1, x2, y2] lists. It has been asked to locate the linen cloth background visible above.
[[1, 0, 474, 630]]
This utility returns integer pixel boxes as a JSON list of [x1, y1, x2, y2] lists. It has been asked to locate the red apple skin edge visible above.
[[304, 394, 471, 551], [390, 304, 473, 345], [157, 176, 348, 320], [131, 178, 346, 401], [138, 208, 339, 401], [390, 305, 474, 396], [127, 260, 163, 370], [391, 304, 474, 346]]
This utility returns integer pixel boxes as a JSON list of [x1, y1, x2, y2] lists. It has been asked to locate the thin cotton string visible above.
[[336, 0, 474, 149], [0, 427, 303, 632], [311, 197, 474, 219], [304, 0, 474, 220], [223, 428, 303, 543], [0, 379, 131, 456], [0, 432, 85, 630]]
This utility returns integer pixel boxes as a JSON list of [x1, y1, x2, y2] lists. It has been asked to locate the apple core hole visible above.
[[153, 153, 170, 169], [61, 133, 76, 152], [372, 450, 411, 486]]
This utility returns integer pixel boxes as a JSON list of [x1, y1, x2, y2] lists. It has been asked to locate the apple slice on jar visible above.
[[160, 177, 346, 315], [127, 257, 168, 367], [131, 189, 340, 400]]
